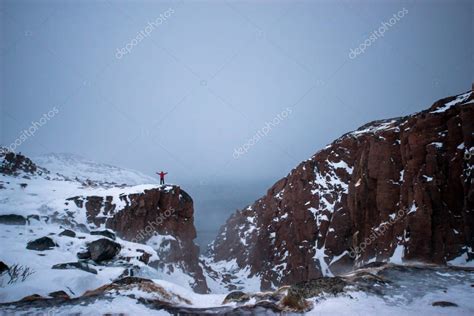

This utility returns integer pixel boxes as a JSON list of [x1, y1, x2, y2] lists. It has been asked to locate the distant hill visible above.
[[34, 153, 157, 185]]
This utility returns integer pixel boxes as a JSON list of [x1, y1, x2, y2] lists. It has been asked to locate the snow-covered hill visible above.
[[0, 150, 208, 302], [33, 153, 157, 185]]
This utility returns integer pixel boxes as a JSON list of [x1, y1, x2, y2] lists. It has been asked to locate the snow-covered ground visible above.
[[1, 151, 473, 315], [2, 261, 473, 315], [0, 221, 156, 303], [307, 282, 474, 316], [0, 152, 206, 304]]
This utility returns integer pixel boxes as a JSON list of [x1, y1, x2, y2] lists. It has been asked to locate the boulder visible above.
[[77, 251, 91, 260], [0, 261, 9, 274], [432, 301, 458, 307], [87, 238, 121, 262], [0, 214, 27, 225], [26, 237, 58, 251], [59, 229, 76, 238]]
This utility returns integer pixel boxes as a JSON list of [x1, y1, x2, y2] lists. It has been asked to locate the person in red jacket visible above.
[[156, 171, 168, 185]]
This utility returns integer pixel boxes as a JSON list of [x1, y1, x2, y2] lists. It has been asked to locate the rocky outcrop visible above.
[[67, 185, 209, 293], [0, 151, 39, 175], [210, 89, 474, 290]]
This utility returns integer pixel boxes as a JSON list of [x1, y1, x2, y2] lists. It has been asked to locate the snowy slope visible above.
[[0, 151, 202, 298], [34, 153, 157, 185]]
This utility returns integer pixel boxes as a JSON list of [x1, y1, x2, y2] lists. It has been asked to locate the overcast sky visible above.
[[1, 0, 472, 186]]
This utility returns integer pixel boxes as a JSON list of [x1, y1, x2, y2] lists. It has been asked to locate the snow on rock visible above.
[[208, 89, 474, 290], [430, 91, 472, 114]]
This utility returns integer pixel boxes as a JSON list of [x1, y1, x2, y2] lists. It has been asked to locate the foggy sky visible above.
[[1, 0, 473, 186]]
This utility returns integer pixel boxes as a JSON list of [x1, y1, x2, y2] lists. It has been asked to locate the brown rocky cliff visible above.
[[68, 185, 209, 293], [210, 90, 474, 290]]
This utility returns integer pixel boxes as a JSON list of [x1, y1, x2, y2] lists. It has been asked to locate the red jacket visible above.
[[157, 171, 168, 179]]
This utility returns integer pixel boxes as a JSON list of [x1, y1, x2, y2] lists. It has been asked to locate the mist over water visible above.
[[184, 180, 272, 251]]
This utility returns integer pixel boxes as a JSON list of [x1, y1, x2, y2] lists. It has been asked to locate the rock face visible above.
[[67, 185, 208, 293], [210, 90, 474, 290]]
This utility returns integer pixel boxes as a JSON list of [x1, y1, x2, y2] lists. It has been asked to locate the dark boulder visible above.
[[0, 214, 27, 225], [26, 237, 58, 251], [52, 262, 97, 274], [90, 230, 116, 240], [432, 301, 458, 307], [87, 238, 121, 262], [59, 229, 76, 238], [77, 251, 91, 260], [0, 261, 9, 274]]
